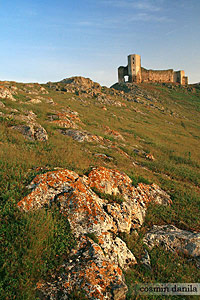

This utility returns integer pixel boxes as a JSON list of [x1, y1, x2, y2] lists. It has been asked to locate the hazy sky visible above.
[[0, 0, 200, 86]]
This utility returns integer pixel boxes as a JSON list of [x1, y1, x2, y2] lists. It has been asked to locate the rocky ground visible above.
[[0, 77, 200, 299], [18, 166, 197, 300]]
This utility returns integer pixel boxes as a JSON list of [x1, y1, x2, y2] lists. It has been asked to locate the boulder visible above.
[[144, 225, 200, 257], [88, 167, 172, 229], [18, 167, 172, 299]]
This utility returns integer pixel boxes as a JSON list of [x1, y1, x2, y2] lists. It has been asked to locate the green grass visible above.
[[0, 157, 76, 299], [0, 203, 76, 300], [85, 232, 99, 244], [91, 186, 124, 204], [0, 81, 200, 299], [128, 173, 152, 187]]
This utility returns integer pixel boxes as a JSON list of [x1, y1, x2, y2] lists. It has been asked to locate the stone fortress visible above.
[[118, 54, 188, 85]]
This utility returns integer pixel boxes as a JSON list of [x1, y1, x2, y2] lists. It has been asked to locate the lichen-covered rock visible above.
[[88, 167, 172, 230], [10, 110, 37, 123], [18, 167, 172, 299], [143, 225, 200, 257], [59, 129, 103, 143], [40, 86, 49, 94], [136, 183, 172, 206], [48, 108, 80, 129], [38, 236, 128, 300], [98, 233, 137, 269], [88, 167, 132, 196], [95, 95, 125, 107], [46, 76, 103, 98], [18, 169, 79, 211], [13, 123, 48, 141], [11, 110, 48, 141]]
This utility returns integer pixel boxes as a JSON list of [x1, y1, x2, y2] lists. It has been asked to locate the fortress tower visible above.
[[118, 54, 141, 83], [128, 54, 141, 83], [118, 54, 188, 85]]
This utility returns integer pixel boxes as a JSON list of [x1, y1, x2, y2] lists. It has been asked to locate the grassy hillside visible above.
[[0, 79, 199, 299]]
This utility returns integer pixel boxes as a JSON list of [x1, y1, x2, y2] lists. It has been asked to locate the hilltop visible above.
[[0, 77, 200, 299]]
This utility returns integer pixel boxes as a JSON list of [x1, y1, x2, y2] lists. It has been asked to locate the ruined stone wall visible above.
[[118, 66, 128, 83], [141, 68, 174, 83], [117, 54, 188, 85]]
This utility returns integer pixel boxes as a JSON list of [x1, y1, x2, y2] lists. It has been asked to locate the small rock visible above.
[[94, 153, 113, 161], [13, 123, 48, 141], [29, 98, 42, 104], [141, 249, 151, 269], [0, 86, 16, 101], [146, 153, 155, 161], [104, 126, 124, 141], [48, 109, 80, 129], [60, 129, 103, 143]]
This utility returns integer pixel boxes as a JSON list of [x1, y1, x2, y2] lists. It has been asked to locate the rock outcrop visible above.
[[0, 86, 16, 101], [18, 167, 172, 299], [144, 225, 200, 258], [19, 83, 49, 95], [12, 110, 48, 141], [47, 76, 102, 97], [48, 108, 81, 129], [46, 77, 121, 101]]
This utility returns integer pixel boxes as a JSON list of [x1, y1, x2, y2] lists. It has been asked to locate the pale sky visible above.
[[0, 0, 200, 86]]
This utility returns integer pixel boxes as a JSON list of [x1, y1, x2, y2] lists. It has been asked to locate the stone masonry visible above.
[[118, 54, 188, 85]]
